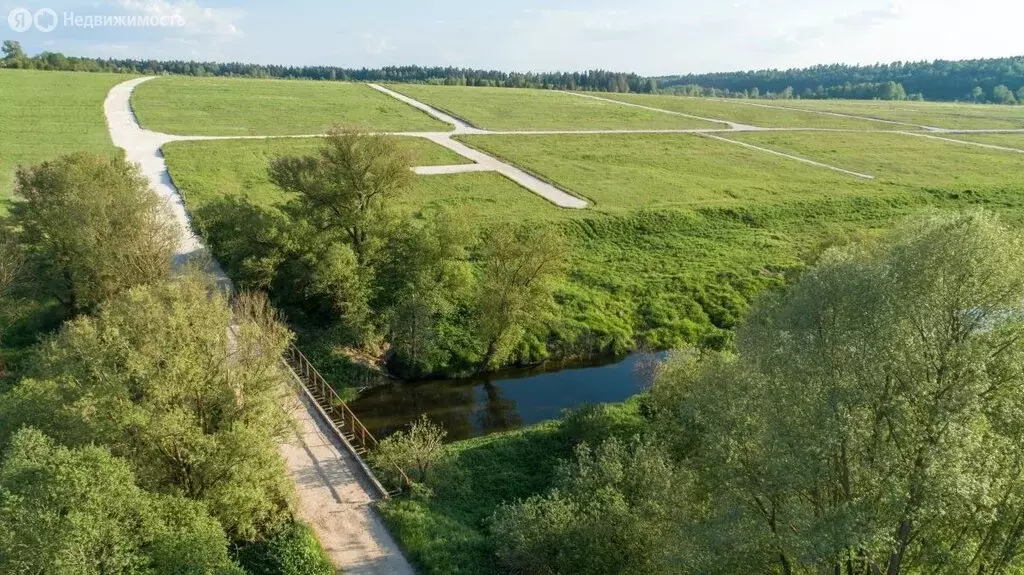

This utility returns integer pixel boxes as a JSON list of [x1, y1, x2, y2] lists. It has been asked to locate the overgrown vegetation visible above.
[[190, 128, 570, 382], [376, 400, 647, 574], [386, 211, 1024, 575], [0, 153, 332, 573], [163, 127, 1024, 392]]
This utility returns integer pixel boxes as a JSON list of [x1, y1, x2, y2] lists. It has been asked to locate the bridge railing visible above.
[[284, 344, 412, 497]]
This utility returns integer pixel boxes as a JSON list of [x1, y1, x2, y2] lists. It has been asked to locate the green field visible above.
[[769, 98, 1024, 129], [161, 138, 562, 224], [386, 84, 726, 131], [596, 92, 897, 130], [0, 69, 127, 205], [132, 76, 450, 136], [723, 131, 1024, 195], [163, 129, 1024, 361], [946, 133, 1024, 149], [458, 133, 882, 210]]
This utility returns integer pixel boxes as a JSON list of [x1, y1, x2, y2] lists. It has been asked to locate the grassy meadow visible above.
[[595, 92, 897, 129], [386, 84, 726, 131], [457, 133, 884, 210], [0, 69, 127, 206], [132, 76, 450, 135], [723, 131, 1024, 198], [947, 133, 1024, 149], [770, 98, 1024, 129], [161, 138, 563, 225], [162, 126, 1024, 364]]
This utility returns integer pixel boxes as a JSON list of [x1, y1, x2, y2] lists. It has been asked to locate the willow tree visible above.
[[12, 153, 178, 314], [654, 211, 1024, 574], [268, 127, 413, 266]]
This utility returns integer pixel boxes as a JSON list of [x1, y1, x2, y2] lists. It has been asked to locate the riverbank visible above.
[[377, 398, 647, 574], [351, 351, 665, 441]]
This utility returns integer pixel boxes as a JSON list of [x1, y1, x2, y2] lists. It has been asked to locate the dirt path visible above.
[[560, 90, 754, 130], [702, 134, 876, 179], [897, 131, 1024, 154], [717, 98, 938, 131], [105, 77, 414, 575]]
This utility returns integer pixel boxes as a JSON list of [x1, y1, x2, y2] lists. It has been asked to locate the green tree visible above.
[[652, 211, 1024, 574], [371, 415, 446, 484], [0, 232, 24, 373], [971, 85, 985, 102], [993, 84, 1017, 104], [1017, 87, 1024, 104], [1, 40, 24, 63], [0, 428, 240, 574], [269, 127, 413, 265], [491, 437, 688, 575], [475, 224, 567, 369], [1, 274, 294, 540], [379, 210, 476, 377], [12, 153, 178, 314]]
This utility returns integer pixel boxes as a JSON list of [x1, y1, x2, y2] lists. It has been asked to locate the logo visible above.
[[7, 7, 59, 32], [34, 8, 57, 32], [7, 8, 32, 32]]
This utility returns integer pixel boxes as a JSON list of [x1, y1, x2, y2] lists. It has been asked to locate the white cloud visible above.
[[112, 0, 243, 40]]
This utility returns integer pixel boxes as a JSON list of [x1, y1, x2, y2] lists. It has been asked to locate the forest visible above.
[[659, 56, 1024, 102], [4, 39, 1024, 101]]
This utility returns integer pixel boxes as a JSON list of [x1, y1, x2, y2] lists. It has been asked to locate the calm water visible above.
[[349, 352, 667, 442]]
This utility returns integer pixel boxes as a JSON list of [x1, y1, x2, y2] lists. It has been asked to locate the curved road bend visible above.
[[104, 76, 414, 575]]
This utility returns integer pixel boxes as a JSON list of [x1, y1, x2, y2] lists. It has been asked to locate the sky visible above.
[[2, 0, 1022, 76]]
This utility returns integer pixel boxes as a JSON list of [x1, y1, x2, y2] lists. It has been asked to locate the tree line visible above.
[[0, 40, 653, 93], [659, 57, 1024, 103], [0, 154, 334, 573], [6, 38, 1024, 101]]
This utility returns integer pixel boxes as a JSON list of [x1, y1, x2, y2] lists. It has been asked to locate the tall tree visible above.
[[12, 153, 178, 314], [652, 211, 1024, 574], [475, 224, 567, 369], [379, 210, 475, 377], [269, 127, 413, 265], [0, 40, 24, 62], [993, 84, 1017, 104]]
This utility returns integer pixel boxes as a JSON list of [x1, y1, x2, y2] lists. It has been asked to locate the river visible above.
[[349, 352, 667, 442]]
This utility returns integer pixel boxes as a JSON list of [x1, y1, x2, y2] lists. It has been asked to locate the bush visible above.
[[560, 401, 648, 447], [371, 414, 447, 485], [236, 522, 333, 575], [490, 437, 688, 575]]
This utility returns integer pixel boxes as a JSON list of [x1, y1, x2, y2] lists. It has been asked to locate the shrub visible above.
[[236, 522, 333, 575]]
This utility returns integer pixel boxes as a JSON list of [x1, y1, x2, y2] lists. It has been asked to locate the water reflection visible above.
[[350, 352, 666, 442]]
